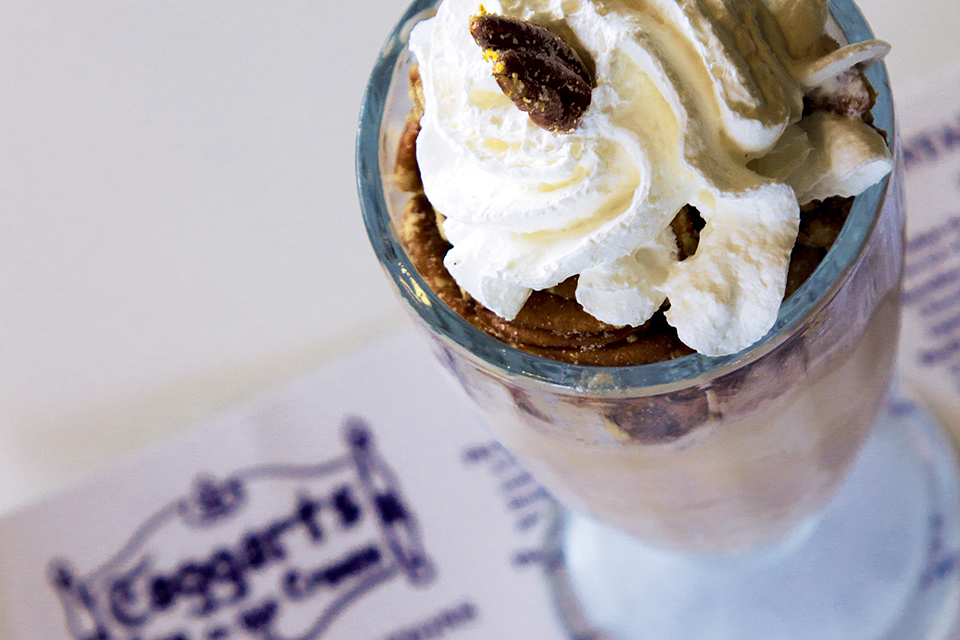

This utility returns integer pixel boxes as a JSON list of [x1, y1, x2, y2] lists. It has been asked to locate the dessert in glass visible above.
[[357, 0, 960, 636]]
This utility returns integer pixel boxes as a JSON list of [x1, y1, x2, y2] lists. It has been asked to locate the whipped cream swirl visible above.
[[409, 0, 892, 356]]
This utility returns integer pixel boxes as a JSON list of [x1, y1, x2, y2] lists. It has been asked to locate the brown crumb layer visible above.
[[399, 190, 696, 364], [396, 65, 866, 366]]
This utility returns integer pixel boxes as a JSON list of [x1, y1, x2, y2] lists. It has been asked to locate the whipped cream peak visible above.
[[409, 0, 892, 356]]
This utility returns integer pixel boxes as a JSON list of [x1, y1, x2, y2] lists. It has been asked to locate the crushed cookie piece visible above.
[[394, 119, 423, 193], [670, 205, 705, 261], [805, 67, 874, 119]]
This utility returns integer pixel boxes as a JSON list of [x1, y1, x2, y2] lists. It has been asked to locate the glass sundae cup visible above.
[[357, 0, 960, 637]]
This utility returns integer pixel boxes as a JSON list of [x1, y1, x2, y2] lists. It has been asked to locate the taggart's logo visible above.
[[47, 418, 435, 640]]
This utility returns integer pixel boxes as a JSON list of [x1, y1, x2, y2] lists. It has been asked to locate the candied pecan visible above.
[[469, 13, 592, 134]]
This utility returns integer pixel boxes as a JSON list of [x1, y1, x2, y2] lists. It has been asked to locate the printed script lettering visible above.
[[461, 442, 556, 570], [382, 601, 479, 640], [904, 220, 960, 387], [903, 112, 960, 174], [902, 104, 960, 391], [49, 419, 434, 640]]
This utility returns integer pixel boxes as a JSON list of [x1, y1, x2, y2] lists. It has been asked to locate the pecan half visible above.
[[469, 12, 592, 134]]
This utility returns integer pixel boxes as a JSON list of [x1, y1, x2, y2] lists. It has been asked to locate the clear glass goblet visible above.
[[357, 1, 960, 636]]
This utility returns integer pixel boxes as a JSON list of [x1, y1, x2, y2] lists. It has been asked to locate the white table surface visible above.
[[1, 0, 958, 516]]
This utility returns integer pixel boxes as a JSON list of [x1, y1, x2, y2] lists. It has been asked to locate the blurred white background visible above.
[[1, 0, 958, 514]]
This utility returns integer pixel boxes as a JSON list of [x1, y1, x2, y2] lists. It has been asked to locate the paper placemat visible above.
[[0, 332, 568, 640], [896, 62, 960, 447], [2, 61, 959, 640]]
